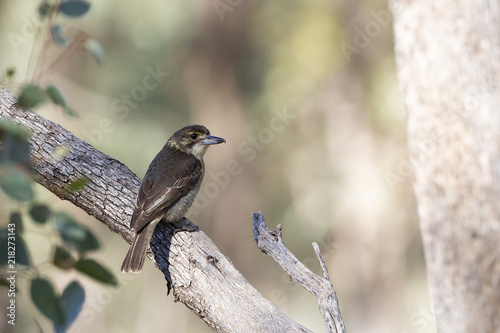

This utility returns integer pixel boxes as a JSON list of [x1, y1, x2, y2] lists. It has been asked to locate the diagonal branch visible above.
[[253, 212, 345, 333], [0, 85, 343, 332]]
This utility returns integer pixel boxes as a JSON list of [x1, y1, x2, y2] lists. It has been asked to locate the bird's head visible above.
[[168, 125, 226, 159]]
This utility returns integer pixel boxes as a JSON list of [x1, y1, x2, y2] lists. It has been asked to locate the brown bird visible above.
[[121, 125, 225, 273]]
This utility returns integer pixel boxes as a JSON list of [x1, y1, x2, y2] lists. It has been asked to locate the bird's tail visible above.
[[121, 220, 159, 273]]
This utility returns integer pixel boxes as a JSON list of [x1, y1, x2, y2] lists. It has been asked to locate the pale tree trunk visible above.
[[391, 1, 500, 332]]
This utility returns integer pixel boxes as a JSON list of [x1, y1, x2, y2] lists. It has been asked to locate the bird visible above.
[[121, 124, 225, 273]]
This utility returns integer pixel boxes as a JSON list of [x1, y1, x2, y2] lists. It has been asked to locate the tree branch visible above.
[[0, 85, 342, 332], [253, 212, 345, 333]]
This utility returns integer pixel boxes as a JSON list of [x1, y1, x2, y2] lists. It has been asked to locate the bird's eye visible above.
[[189, 133, 198, 140]]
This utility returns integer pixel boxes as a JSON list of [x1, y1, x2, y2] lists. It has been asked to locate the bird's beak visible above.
[[202, 135, 226, 145]]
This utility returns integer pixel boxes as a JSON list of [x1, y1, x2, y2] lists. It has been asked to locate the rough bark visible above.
[[0, 85, 343, 332], [391, 1, 500, 332], [253, 213, 345, 333]]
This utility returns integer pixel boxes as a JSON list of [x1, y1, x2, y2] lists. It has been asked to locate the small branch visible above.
[[313, 242, 330, 281], [253, 212, 346, 333]]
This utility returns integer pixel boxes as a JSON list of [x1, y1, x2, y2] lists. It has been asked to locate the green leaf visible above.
[[0, 121, 31, 167], [9, 212, 23, 233], [0, 169, 34, 202], [10, 139, 31, 165], [53, 246, 75, 270], [74, 259, 117, 286], [0, 133, 31, 166], [0, 226, 31, 267], [38, 1, 52, 19], [0, 120, 30, 140], [0, 278, 9, 288], [30, 278, 65, 326], [57, 281, 85, 332], [0, 229, 9, 267], [51, 145, 70, 161], [5, 67, 16, 79], [58, 0, 90, 17], [29, 204, 52, 224], [15, 235, 31, 266], [54, 212, 86, 240], [79, 229, 99, 252], [63, 106, 78, 117], [46, 84, 66, 106], [6, 140, 30, 165], [54, 212, 100, 253], [68, 176, 90, 192], [46, 84, 78, 117], [50, 25, 69, 46], [17, 84, 47, 109], [84, 39, 105, 66]]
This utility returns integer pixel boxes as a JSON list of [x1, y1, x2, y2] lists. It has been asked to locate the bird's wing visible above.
[[130, 159, 202, 232]]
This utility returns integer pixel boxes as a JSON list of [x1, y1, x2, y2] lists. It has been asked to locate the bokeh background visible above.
[[0, 0, 434, 332]]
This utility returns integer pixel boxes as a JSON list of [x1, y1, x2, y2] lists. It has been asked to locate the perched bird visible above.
[[121, 124, 225, 273]]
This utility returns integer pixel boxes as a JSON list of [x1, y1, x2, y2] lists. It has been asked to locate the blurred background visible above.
[[0, 0, 434, 332]]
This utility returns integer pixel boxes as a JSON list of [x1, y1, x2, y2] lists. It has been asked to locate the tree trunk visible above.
[[391, 1, 500, 332]]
